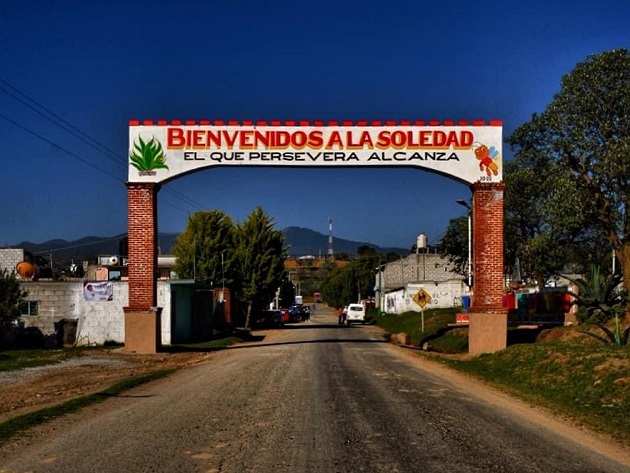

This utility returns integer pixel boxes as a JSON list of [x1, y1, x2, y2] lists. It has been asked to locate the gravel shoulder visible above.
[[0, 349, 211, 423]]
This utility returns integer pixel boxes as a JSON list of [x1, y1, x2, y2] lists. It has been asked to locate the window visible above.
[[20, 301, 39, 316]]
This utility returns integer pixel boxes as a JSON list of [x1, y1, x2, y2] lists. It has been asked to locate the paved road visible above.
[[1, 304, 628, 473]]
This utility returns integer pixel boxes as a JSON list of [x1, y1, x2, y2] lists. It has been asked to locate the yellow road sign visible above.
[[413, 288, 432, 309]]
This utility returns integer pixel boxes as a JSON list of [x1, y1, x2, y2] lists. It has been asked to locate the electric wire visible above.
[[0, 112, 194, 218], [0, 76, 205, 211], [0, 80, 125, 166], [0, 111, 123, 182]]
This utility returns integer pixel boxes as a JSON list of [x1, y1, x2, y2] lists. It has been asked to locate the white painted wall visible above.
[[383, 280, 465, 315], [19, 281, 173, 345]]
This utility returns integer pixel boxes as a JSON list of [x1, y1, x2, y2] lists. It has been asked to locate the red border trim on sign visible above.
[[129, 119, 503, 127]]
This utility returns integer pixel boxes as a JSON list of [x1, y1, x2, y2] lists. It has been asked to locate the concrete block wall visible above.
[[0, 249, 25, 274], [19, 281, 173, 346], [381, 253, 460, 291]]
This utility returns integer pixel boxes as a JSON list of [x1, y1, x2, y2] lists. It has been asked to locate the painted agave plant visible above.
[[129, 136, 169, 172]]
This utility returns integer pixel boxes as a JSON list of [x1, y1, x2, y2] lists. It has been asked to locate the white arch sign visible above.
[[128, 120, 502, 185]]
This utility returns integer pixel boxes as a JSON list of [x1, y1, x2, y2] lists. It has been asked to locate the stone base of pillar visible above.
[[468, 312, 507, 354], [124, 307, 162, 354]]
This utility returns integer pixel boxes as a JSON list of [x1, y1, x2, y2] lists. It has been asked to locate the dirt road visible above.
[[1, 304, 628, 472]]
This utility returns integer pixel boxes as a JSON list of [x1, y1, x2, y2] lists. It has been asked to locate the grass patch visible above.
[[429, 328, 469, 353], [374, 308, 462, 349], [0, 369, 175, 444], [442, 342, 630, 445]]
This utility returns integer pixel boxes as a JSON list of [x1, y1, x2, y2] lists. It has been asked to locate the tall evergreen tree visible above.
[[172, 210, 236, 285], [235, 207, 287, 329]]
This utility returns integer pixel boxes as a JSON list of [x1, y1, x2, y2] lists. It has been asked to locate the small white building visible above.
[[17, 281, 173, 346], [375, 252, 467, 314], [15, 279, 227, 347]]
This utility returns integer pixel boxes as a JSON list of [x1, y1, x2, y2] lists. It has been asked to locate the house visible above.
[[375, 252, 466, 314]]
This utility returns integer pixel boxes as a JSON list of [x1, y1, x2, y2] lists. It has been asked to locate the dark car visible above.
[[265, 309, 284, 327], [254, 309, 284, 328]]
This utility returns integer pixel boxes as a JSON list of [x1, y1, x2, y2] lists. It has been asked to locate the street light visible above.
[[456, 199, 472, 288], [219, 251, 226, 303], [375, 256, 384, 314]]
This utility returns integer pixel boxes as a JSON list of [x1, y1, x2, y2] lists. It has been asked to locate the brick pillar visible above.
[[471, 182, 505, 312], [124, 182, 161, 353], [469, 182, 507, 354]]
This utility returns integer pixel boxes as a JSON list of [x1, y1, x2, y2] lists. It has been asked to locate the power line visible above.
[[0, 111, 202, 215], [0, 76, 206, 211], [0, 111, 124, 182], [0, 79, 125, 166]]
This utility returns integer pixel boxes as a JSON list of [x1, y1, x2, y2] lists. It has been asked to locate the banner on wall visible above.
[[83, 281, 113, 301], [128, 122, 502, 185]]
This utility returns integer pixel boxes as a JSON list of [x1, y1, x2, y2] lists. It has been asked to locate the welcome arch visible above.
[[125, 119, 506, 353]]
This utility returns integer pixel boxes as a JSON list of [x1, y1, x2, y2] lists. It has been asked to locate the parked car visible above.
[[346, 303, 366, 325], [267, 310, 284, 327], [254, 310, 284, 328], [279, 308, 291, 323]]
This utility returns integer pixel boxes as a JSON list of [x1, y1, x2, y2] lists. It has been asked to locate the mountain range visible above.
[[8, 227, 409, 265]]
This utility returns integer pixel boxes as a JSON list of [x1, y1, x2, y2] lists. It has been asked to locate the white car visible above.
[[345, 303, 366, 324]]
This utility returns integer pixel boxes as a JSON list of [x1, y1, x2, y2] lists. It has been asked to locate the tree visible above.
[[172, 210, 236, 284], [439, 216, 468, 278], [320, 251, 379, 308], [385, 252, 402, 263], [234, 207, 287, 329], [334, 252, 350, 261], [0, 269, 28, 349], [356, 245, 377, 257], [503, 159, 603, 286], [507, 49, 630, 291], [352, 251, 379, 302], [279, 278, 295, 308], [320, 264, 353, 309]]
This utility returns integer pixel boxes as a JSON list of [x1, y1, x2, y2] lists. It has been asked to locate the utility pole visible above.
[[456, 199, 472, 288]]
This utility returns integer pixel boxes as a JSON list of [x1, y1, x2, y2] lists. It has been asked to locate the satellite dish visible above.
[[16, 261, 36, 279], [108, 256, 119, 265]]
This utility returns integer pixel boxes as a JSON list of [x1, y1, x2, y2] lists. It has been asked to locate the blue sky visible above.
[[1, 0, 628, 251]]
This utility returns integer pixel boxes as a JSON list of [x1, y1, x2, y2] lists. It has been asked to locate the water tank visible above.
[[417, 233, 428, 249], [16, 261, 36, 279]]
